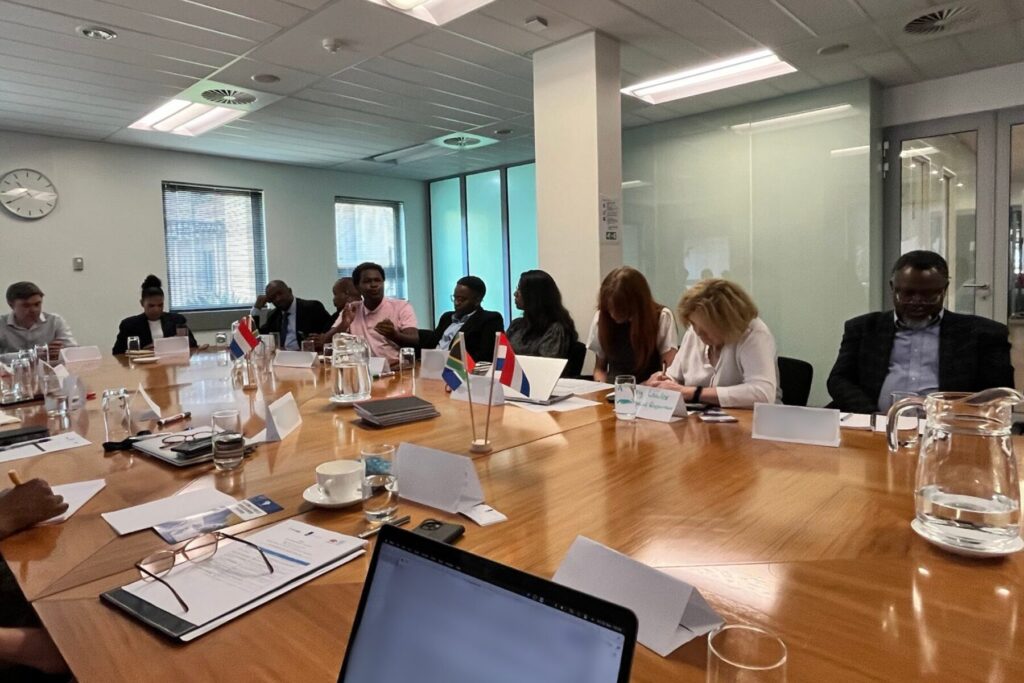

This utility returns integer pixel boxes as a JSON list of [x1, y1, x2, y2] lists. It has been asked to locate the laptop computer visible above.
[[338, 525, 637, 683]]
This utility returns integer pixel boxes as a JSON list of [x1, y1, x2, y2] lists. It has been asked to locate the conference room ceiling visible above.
[[1, 0, 1023, 180]]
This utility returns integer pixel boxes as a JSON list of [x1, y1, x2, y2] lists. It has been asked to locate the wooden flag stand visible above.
[[465, 331, 493, 454]]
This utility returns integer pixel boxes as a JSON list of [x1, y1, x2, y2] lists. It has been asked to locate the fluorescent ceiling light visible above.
[[830, 145, 870, 158], [621, 180, 650, 189], [129, 98, 248, 137], [366, 0, 497, 25], [622, 50, 796, 105], [730, 104, 854, 133], [371, 144, 451, 165], [899, 146, 939, 158]]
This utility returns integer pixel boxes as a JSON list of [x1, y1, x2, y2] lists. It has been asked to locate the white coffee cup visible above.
[[315, 460, 363, 501]]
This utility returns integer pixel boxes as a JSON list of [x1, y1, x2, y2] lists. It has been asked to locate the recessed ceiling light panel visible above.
[[128, 80, 280, 137], [366, 0, 498, 26], [622, 50, 797, 105]]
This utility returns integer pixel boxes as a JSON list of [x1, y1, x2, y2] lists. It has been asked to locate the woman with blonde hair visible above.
[[588, 266, 678, 383], [645, 279, 779, 408]]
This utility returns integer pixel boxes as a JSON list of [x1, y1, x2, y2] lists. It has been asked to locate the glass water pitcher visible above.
[[888, 389, 1023, 552], [331, 333, 372, 403]]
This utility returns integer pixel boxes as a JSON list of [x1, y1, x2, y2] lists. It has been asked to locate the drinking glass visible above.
[[399, 347, 416, 393], [41, 375, 67, 417], [261, 334, 279, 354], [127, 336, 142, 354], [214, 331, 228, 347], [890, 391, 922, 449], [301, 339, 317, 354], [614, 375, 637, 421], [322, 343, 333, 364], [211, 409, 245, 471], [707, 625, 787, 682], [34, 344, 50, 365], [102, 388, 132, 442], [11, 357, 33, 400], [361, 443, 398, 523]]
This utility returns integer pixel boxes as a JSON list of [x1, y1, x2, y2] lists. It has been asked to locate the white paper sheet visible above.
[[751, 403, 841, 448], [0, 432, 91, 464], [101, 489, 237, 535], [153, 337, 190, 357], [121, 520, 366, 634], [451, 375, 504, 406], [273, 350, 316, 368], [554, 536, 723, 657], [38, 479, 106, 525], [507, 396, 600, 413], [250, 392, 301, 443], [872, 414, 919, 433], [0, 413, 21, 426], [839, 413, 873, 430], [554, 378, 614, 395], [393, 443, 484, 515]]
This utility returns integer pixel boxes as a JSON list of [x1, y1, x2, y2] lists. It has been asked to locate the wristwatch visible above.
[[692, 386, 704, 403]]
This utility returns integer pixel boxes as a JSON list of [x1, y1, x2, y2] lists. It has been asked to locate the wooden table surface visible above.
[[2, 353, 1022, 682]]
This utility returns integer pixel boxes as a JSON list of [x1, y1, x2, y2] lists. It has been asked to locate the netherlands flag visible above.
[[229, 316, 261, 359], [495, 332, 530, 396]]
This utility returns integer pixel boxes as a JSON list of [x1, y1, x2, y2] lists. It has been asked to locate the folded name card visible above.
[[635, 386, 686, 423], [369, 357, 388, 376], [60, 346, 101, 364], [420, 349, 447, 380], [153, 336, 190, 357], [251, 392, 302, 443], [752, 403, 840, 447], [393, 443, 504, 525], [273, 350, 316, 368], [554, 537, 723, 656]]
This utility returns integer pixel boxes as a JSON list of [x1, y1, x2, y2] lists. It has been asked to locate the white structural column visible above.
[[533, 31, 623, 338]]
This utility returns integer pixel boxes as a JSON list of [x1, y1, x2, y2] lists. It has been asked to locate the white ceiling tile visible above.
[[443, 11, 555, 55], [415, 31, 533, 80], [384, 43, 532, 97], [618, 0, 762, 56], [167, 0, 314, 27], [211, 58, 323, 95], [955, 23, 1024, 71], [768, 70, 824, 92], [478, 0, 592, 42], [772, 0, 869, 35], [94, 0, 282, 40], [850, 0, 929, 22], [900, 39, 972, 79], [691, 0, 815, 45], [299, 88, 500, 129], [250, 0, 431, 76], [854, 49, 922, 85], [0, 118, 117, 139], [0, 45, 196, 91]]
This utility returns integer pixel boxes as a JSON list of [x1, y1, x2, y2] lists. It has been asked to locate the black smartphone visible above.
[[411, 519, 465, 545], [169, 437, 213, 458]]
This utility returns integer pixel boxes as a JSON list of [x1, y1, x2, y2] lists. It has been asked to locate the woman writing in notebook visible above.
[[644, 279, 779, 408], [588, 267, 678, 383]]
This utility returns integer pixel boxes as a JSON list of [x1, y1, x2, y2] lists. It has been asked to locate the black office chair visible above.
[[563, 341, 587, 378], [777, 356, 813, 407]]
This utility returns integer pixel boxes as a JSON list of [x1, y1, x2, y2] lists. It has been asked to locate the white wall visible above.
[[0, 132, 430, 350], [883, 60, 1024, 126]]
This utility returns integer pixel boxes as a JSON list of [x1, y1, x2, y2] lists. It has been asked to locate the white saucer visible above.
[[911, 518, 1024, 558], [302, 484, 362, 509]]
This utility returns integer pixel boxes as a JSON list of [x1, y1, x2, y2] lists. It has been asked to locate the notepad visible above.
[[101, 489, 237, 535], [102, 520, 366, 641]]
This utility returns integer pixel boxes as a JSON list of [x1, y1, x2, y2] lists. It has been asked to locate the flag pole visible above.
[[460, 332, 480, 448], [481, 332, 500, 448]]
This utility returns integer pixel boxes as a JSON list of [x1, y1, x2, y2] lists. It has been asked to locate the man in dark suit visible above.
[[250, 280, 332, 350], [827, 250, 1013, 413], [419, 276, 504, 362]]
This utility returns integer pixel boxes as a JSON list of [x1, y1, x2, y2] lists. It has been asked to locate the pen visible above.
[[7, 470, 22, 486], [358, 515, 411, 539], [157, 411, 191, 427]]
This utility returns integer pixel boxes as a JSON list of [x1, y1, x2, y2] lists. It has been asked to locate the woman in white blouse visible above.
[[644, 279, 779, 408]]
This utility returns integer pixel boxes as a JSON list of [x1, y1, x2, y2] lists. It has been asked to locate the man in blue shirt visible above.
[[419, 276, 504, 362], [828, 250, 1014, 413]]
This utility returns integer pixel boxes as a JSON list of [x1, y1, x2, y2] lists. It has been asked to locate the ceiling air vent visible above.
[[441, 135, 480, 148], [903, 5, 979, 36], [201, 88, 258, 106]]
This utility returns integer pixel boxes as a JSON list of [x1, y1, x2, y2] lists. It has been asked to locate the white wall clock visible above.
[[0, 169, 58, 219]]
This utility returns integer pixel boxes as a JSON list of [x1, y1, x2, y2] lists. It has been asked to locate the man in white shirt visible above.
[[0, 282, 77, 354]]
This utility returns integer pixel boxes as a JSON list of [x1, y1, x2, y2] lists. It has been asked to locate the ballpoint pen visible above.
[[157, 411, 191, 427], [358, 515, 411, 539]]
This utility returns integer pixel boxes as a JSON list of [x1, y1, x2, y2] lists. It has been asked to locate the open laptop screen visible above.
[[339, 527, 635, 683]]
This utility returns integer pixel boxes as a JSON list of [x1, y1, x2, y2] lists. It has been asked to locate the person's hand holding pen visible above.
[[0, 471, 67, 538]]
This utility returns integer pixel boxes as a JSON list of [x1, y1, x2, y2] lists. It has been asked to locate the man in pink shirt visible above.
[[329, 262, 418, 367]]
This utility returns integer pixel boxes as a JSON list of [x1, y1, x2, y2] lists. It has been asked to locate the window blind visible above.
[[161, 182, 267, 312], [335, 199, 407, 298]]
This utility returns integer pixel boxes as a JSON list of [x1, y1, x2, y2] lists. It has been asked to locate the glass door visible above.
[[884, 114, 996, 318]]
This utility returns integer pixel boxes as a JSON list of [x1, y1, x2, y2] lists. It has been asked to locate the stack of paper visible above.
[[354, 396, 439, 427]]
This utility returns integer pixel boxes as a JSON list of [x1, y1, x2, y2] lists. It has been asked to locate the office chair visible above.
[[778, 356, 813, 407], [564, 341, 587, 378]]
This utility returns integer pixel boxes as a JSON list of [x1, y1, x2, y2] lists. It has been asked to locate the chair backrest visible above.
[[563, 341, 587, 378], [778, 356, 813, 407]]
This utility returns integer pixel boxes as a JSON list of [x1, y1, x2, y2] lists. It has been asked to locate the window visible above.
[[428, 163, 538, 323], [335, 198, 407, 298], [161, 182, 267, 311]]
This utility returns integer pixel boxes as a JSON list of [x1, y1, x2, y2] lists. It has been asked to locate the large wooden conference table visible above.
[[1, 352, 1021, 682]]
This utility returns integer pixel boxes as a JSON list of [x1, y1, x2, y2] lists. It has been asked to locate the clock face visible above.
[[0, 169, 58, 219]]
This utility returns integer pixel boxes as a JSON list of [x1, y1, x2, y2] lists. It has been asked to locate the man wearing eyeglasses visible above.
[[419, 276, 504, 362], [827, 250, 1014, 413]]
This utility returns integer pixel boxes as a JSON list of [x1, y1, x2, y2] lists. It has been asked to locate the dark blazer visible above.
[[255, 298, 333, 346], [112, 312, 198, 354], [418, 308, 504, 362], [827, 310, 1014, 413]]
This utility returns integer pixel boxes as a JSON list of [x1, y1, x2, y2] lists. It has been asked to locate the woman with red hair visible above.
[[587, 267, 678, 383]]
